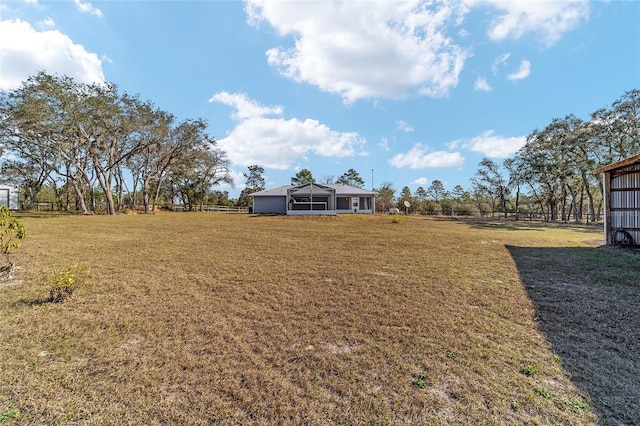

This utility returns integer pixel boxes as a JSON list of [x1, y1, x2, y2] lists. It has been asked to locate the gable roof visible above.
[[593, 154, 640, 174], [250, 186, 292, 197], [251, 183, 377, 197]]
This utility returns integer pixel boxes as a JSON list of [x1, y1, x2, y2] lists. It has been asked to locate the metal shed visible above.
[[593, 154, 640, 247], [0, 185, 19, 210]]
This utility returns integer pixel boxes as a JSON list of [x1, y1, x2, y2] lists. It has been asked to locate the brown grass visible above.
[[0, 213, 636, 424]]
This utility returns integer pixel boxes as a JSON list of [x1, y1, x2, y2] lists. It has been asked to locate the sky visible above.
[[1, 0, 639, 198]]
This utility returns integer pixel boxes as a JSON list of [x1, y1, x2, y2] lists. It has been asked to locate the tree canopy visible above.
[[0, 71, 232, 213], [335, 168, 365, 187], [291, 169, 315, 185]]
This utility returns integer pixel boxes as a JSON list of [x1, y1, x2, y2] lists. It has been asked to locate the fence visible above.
[[171, 205, 249, 213], [24, 203, 249, 214], [392, 209, 603, 224]]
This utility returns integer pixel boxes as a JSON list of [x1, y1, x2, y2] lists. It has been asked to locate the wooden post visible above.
[[603, 171, 611, 246]]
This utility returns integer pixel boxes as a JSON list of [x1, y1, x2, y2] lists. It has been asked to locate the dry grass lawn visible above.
[[0, 213, 637, 424]]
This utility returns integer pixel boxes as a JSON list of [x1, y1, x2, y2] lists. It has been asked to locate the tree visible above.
[[167, 140, 232, 210], [122, 101, 176, 213], [426, 180, 447, 203], [398, 186, 414, 213], [472, 158, 510, 219], [0, 72, 93, 213], [336, 168, 365, 187], [1, 71, 234, 215], [237, 165, 265, 207], [291, 169, 315, 185], [375, 181, 395, 212], [414, 186, 427, 213], [244, 165, 266, 192]]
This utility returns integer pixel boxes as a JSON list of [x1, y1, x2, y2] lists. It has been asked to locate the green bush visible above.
[[44, 264, 91, 302], [520, 364, 540, 377], [0, 205, 25, 255], [391, 213, 403, 224]]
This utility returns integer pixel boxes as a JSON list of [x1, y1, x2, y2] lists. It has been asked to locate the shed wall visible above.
[[608, 166, 640, 246]]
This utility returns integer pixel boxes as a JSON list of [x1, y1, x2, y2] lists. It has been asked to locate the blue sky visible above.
[[1, 0, 639, 198]]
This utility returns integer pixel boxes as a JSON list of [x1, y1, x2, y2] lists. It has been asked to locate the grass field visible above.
[[1, 213, 638, 424]]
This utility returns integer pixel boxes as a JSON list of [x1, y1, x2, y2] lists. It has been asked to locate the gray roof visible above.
[[251, 183, 377, 197]]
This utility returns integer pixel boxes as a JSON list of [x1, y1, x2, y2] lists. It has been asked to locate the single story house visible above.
[[0, 185, 19, 210], [593, 153, 640, 247], [251, 183, 377, 215]]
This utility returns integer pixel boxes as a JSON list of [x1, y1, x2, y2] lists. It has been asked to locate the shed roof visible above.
[[593, 153, 640, 174]]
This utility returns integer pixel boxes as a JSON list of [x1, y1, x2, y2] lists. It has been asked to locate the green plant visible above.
[[44, 264, 91, 302], [0, 205, 25, 279], [521, 364, 540, 377], [411, 371, 428, 389], [0, 408, 20, 422], [391, 213, 403, 224], [0, 205, 25, 255], [534, 386, 550, 399], [557, 397, 589, 411], [510, 401, 519, 411]]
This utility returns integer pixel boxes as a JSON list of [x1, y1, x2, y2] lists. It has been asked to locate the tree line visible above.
[[1, 72, 637, 219], [247, 89, 637, 221], [0, 71, 232, 214]]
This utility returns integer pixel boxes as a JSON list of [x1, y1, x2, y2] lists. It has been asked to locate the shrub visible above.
[[391, 213, 403, 224], [0, 205, 25, 255], [0, 408, 20, 422], [411, 371, 429, 389], [44, 264, 91, 302], [521, 364, 540, 377], [0, 205, 25, 279]]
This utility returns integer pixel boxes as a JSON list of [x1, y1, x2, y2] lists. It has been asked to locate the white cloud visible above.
[[0, 19, 105, 90], [471, 0, 589, 46], [210, 92, 365, 169], [379, 137, 391, 152], [492, 52, 510, 74], [396, 120, 414, 132], [463, 130, 527, 157], [209, 91, 283, 120], [246, 1, 469, 103], [413, 177, 429, 185], [507, 59, 531, 81], [41, 17, 55, 28], [474, 76, 492, 92], [389, 144, 464, 169], [217, 168, 245, 192], [74, 0, 103, 17]]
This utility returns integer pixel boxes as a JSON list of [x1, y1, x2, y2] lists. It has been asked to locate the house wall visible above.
[[253, 196, 287, 214], [0, 186, 19, 210]]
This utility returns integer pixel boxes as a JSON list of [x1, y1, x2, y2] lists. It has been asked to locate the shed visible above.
[[0, 185, 19, 210], [593, 154, 640, 247]]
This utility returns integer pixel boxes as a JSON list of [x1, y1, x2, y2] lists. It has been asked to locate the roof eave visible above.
[[593, 153, 640, 174]]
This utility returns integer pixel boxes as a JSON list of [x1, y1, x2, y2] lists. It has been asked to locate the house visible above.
[[251, 183, 377, 215], [593, 154, 640, 247], [0, 185, 19, 210]]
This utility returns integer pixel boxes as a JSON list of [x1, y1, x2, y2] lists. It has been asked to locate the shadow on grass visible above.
[[12, 297, 53, 307], [14, 211, 74, 219], [507, 245, 640, 425], [433, 216, 603, 234]]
